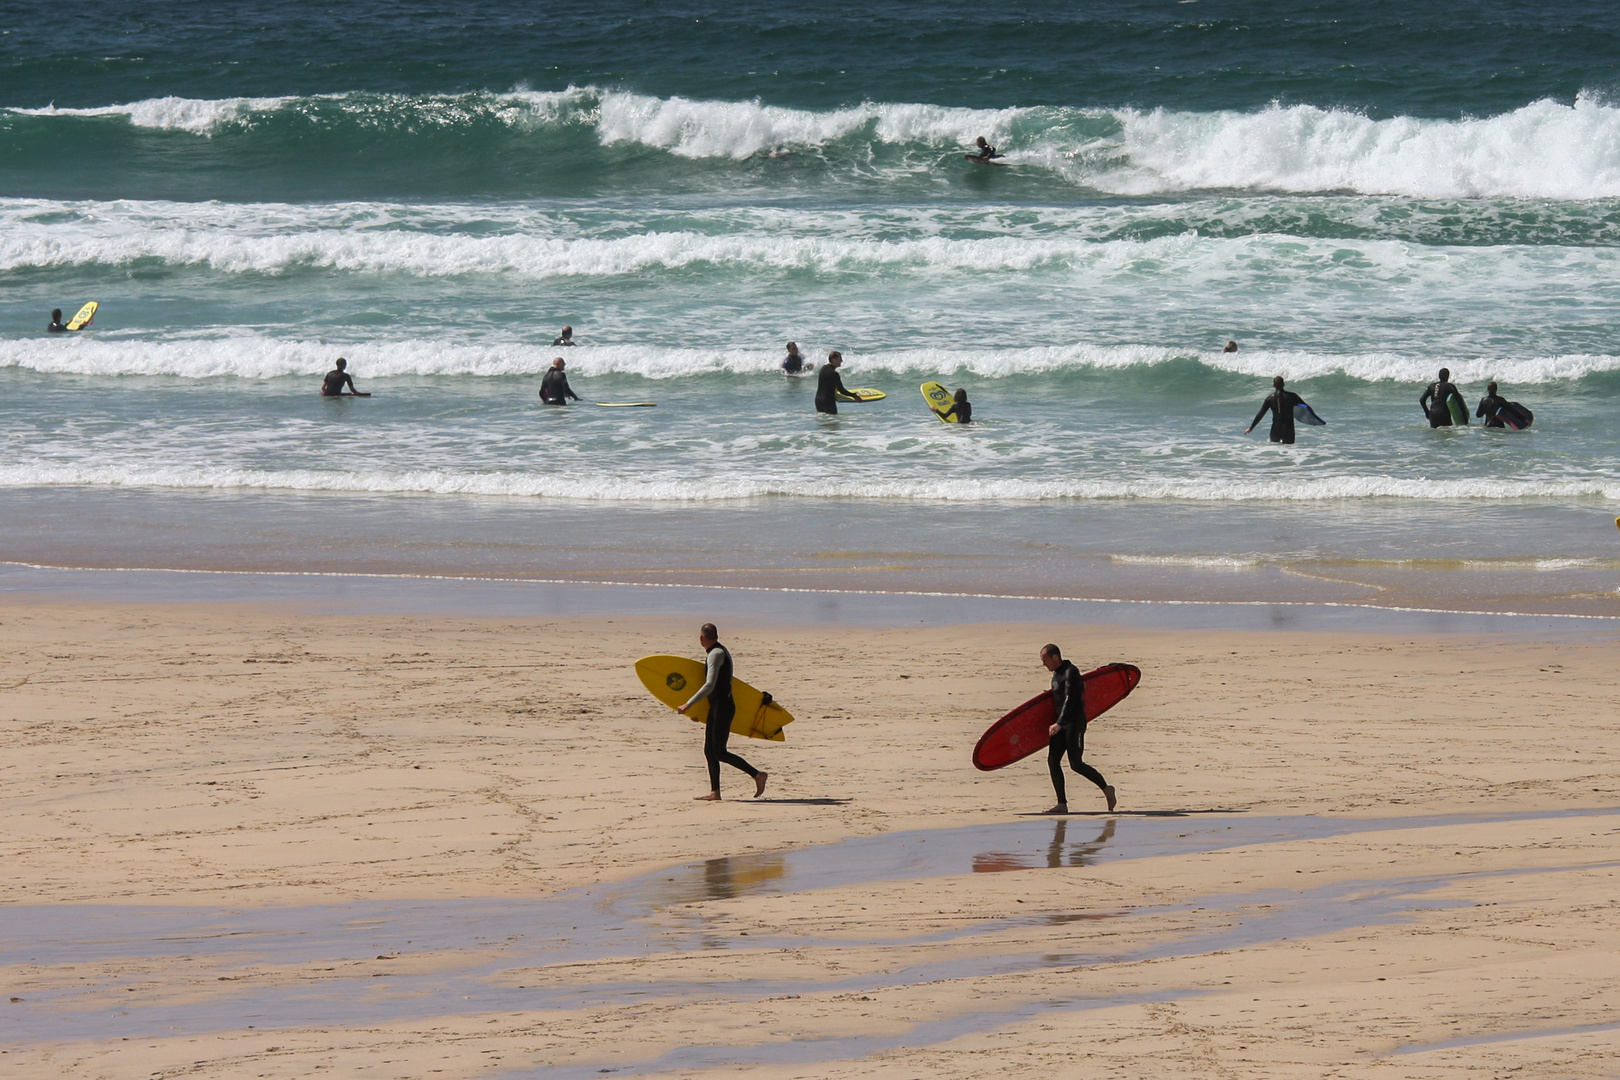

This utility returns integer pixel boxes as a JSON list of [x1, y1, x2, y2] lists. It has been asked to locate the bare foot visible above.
[[754, 772, 769, 798], [694, 791, 721, 801], [1042, 804, 1068, 814], [1104, 785, 1118, 812]]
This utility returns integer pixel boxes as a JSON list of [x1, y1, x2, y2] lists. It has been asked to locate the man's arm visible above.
[[1246, 397, 1272, 432], [1056, 666, 1086, 727], [680, 650, 721, 712]]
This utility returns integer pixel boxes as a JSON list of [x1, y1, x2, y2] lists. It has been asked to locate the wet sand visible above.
[[2, 596, 1619, 1077]]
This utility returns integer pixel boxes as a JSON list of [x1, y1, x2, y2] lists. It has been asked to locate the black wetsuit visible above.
[[321, 368, 357, 396], [972, 144, 999, 161], [782, 351, 805, 374], [540, 368, 580, 404], [47, 319, 69, 333], [1048, 659, 1107, 805], [815, 365, 851, 414], [1249, 390, 1302, 444], [1420, 380, 1463, 427], [940, 400, 972, 423], [690, 642, 758, 792], [1476, 393, 1507, 428], [552, 335, 574, 346]]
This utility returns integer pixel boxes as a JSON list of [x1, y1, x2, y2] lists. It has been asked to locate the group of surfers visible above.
[[676, 621, 1113, 812], [1245, 367, 1535, 445]]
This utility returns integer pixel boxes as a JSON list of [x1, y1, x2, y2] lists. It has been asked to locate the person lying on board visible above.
[[552, 325, 576, 346], [782, 340, 807, 374], [47, 308, 71, 333], [933, 387, 973, 423], [539, 357, 581, 404], [1244, 375, 1302, 444], [1041, 643, 1117, 813], [320, 357, 370, 397], [968, 136, 1002, 161]]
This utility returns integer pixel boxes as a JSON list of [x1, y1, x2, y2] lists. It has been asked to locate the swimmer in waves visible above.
[[965, 136, 1003, 163]]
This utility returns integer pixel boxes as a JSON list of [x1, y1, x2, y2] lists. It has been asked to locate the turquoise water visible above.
[[4, 1, 1620, 598]]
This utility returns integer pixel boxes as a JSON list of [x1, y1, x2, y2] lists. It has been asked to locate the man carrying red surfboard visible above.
[[1041, 644, 1117, 813]]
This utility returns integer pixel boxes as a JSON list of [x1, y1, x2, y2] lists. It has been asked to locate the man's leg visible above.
[[1066, 723, 1117, 810], [704, 699, 764, 798], [1046, 729, 1068, 809]]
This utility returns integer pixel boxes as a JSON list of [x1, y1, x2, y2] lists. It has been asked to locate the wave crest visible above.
[[11, 88, 1620, 197]]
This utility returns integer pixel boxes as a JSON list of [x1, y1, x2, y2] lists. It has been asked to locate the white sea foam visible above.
[[13, 87, 1620, 198], [6, 336, 1619, 385], [10, 95, 296, 135], [2, 462, 1617, 503]]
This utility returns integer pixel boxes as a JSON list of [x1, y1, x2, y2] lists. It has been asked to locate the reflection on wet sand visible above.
[[972, 818, 1118, 873]]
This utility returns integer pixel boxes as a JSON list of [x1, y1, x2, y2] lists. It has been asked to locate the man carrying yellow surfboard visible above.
[[676, 623, 768, 801]]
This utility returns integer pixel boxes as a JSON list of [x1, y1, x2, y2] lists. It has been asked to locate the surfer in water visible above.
[[1419, 368, 1465, 428], [552, 325, 576, 347], [676, 623, 767, 801], [782, 341, 807, 374], [47, 308, 72, 333], [968, 136, 1001, 162], [1041, 644, 1116, 813], [815, 351, 854, 414], [1223, 340, 1239, 353], [1245, 376, 1302, 444], [932, 387, 972, 423], [539, 357, 581, 404], [320, 358, 369, 397]]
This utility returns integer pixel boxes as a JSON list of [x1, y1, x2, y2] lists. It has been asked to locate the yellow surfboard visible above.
[[921, 380, 960, 422], [634, 654, 792, 742], [66, 301, 98, 331], [836, 387, 885, 402]]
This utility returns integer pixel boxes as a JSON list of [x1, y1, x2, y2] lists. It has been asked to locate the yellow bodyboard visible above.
[[634, 654, 792, 742], [921, 380, 960, 422], [66, 301, 98, 331], [836, 387, 886, 402]]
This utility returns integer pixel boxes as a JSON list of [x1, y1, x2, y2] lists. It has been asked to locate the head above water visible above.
[[954, 388, 967, 402], [1272, 375, 1284, 390], [1439, 367, 1450, 381], [1224, 340, 1238, 352], [551, 357, 565, 369], [334, 357, 347, 370], [976, 136, 989, 148], [786, 341, 799, 353], [1487, 381, 1499, 395], [51, 308, 62, 321], [558, 325, 572, 337]]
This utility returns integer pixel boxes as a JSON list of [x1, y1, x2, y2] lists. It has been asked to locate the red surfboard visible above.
[[972, 663, 1141, 771]]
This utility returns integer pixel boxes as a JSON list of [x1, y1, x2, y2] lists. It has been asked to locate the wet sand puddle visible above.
[[3, 807, 1616, 1069]]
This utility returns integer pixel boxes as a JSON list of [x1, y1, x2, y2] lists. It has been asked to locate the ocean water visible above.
[[4, 1, 1620, 610]]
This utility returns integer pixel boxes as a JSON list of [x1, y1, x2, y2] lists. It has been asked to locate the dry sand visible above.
[[2, 597, 1618, 1078]]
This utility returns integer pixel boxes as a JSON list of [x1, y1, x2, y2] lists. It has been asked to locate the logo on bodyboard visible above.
[[666, 673, 687, 692]]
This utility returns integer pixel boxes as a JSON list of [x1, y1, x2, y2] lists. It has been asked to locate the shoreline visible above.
[[6, 561, 1620, 634]]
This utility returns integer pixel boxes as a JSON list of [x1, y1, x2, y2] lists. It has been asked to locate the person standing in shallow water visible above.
[[1419, 367, 1464, 428], [1041, 644, 1116, 814], [539, 357, 580, 404], [1245, 375, 1301, 444], [815, 350, 854, 414], [676, 623, 768, 801], [320, 357, 369, 397]]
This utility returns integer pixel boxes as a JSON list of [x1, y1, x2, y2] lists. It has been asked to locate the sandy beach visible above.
[[3, 595, 1618, 1078]]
